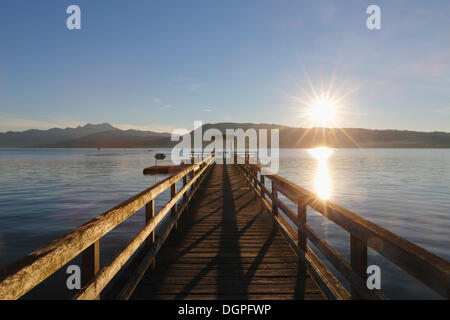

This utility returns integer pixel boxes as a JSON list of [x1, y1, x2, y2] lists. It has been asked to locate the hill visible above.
[[1, 123, 449, 148]]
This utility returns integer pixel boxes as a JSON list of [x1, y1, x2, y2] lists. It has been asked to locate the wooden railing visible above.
[[0, 153, 216, 300], [236, 159, 450, 300]]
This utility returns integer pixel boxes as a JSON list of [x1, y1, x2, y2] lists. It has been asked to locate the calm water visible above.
[[0, 148, 449, 299]]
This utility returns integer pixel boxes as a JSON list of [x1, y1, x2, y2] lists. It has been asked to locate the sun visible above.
[[290, 70, 360, 128], [308, 97, 336, 126]]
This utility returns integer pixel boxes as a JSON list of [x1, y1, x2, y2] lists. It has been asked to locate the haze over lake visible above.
[[0, 148, 448, 299]]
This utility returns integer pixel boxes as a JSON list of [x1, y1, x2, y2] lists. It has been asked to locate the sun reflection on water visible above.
[[309, 147, 333, 200]]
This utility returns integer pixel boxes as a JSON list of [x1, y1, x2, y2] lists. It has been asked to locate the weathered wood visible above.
[[260, 175, 265, 200], [351, 235, 367, 300], [1, 152, 449, 300], [272, 184, 279, 218], [74, 158, 214, 300], [82, 241, 100, 289], [145, 200, 155, 267], [115, 162, 214, 299], [130, 165, 326, 300], [246, 163, 450, 299], [0, 154, 214, 300], [236, 163, 347, 300], [171, 183, 177, 230], [299, 223, 383, 300], [271, 212, 350, 300], [183, 176, 187, 202], [297, 200, 307, 253]]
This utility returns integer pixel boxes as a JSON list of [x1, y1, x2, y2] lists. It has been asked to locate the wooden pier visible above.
[[0, 152, 449, 300]]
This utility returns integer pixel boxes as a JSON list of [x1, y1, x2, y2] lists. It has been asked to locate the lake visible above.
[[0, 148, 448, 299]]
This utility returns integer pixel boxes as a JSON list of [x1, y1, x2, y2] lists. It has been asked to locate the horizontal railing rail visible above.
[[236, 159, 450, 300], [0, 153, 216, 300]]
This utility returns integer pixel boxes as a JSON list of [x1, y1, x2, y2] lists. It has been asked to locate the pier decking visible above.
[[0, 152, 449, 300], [131, 165, 325, 299]]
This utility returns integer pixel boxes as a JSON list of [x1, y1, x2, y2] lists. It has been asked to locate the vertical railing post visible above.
[[145, 199, 155, 268], [350, 235, 367, 299], [181, 175, 188, 223], [272, 182, 278, 218], [261, 174, 265, 200], [297, 200, 307, 253], [183, 175, 187, 203], [82, 240, 100, 299], [190, 153, 194, 180], [297, 199, 308, 281], [171, 182, 178, 230]]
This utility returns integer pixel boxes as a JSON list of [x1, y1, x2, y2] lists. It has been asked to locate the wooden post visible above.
[[351, 235, 367, 300], [171, 183, 178, 229], [145, 200, 155, 268], [297, 199, 308, 282], [82, 240, 100, 299], [261, 175, 265, 200], [297, 200, 307, 253], [190, 153, 194, 180], [182, 175, 188, 214], [250, 166, 254, 185], [272, 183, 278, 217], [183, 176, 187, 202]]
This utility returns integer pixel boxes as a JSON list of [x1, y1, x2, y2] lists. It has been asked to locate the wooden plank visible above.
[[140, 284, 322, 294], [138, 293, 325, 300], [142, 269, 299, 277], [142, 277, 305, 285], [129, 165, 326, 300]]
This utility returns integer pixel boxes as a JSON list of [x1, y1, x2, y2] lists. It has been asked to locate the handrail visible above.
[[237, 161, 450, 299], [0, 153, 216, 300]]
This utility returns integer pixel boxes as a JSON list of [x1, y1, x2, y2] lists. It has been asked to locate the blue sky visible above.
[[0, 0, 449, 132]]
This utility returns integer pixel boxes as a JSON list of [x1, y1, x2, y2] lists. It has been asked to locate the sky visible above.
[[0, 0, 449, 133]]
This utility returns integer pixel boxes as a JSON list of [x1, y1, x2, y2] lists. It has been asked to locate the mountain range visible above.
[[1, 123, 450, 148]]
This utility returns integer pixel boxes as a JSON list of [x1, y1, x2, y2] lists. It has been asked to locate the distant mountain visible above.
[[0, 123, 118, 147], [40, 130, 174, 148], [1, 122, 449, 148], [200, 123, 450, 148]]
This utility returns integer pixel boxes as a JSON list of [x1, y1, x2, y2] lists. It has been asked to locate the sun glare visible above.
[[308, 98, 336, 126], [309, 147, 333, 200]]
